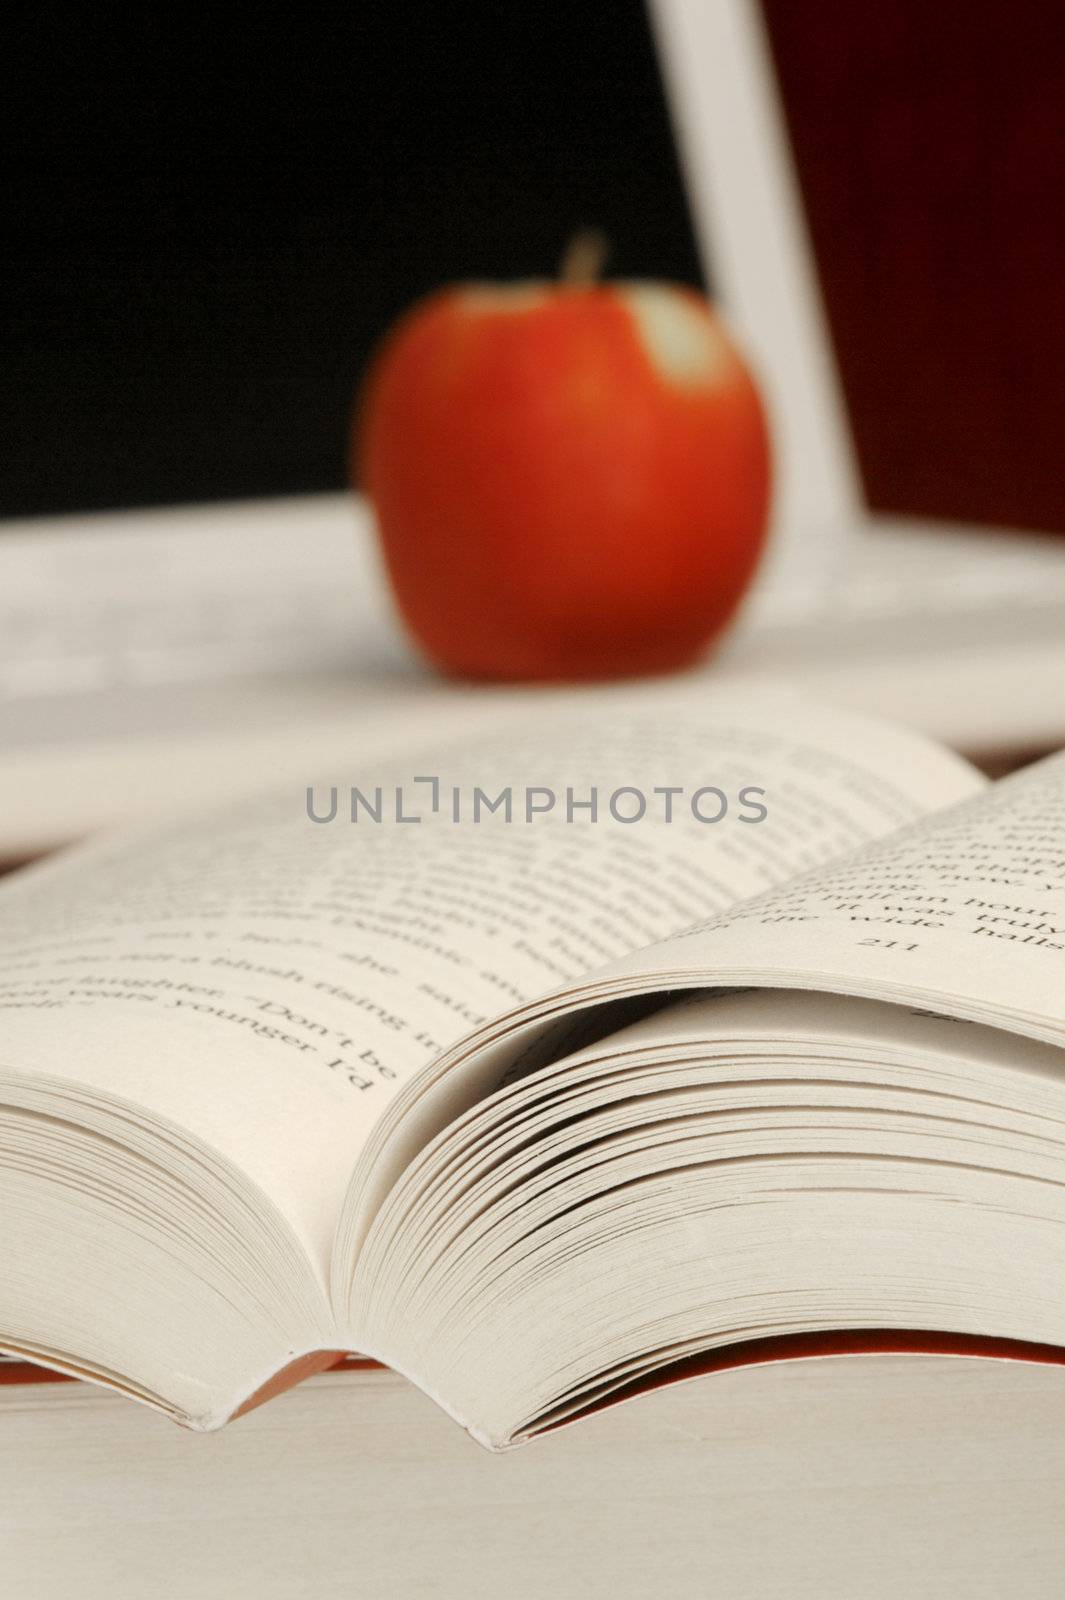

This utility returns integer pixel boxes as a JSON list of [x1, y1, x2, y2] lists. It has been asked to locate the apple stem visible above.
[[559, 228, 609, 287]]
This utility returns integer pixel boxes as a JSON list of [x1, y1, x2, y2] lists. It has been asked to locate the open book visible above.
[[2, 694, 1064, 1449]]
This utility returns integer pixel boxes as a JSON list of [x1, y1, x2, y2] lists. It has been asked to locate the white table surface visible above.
[[2, 492, 1064, 856]]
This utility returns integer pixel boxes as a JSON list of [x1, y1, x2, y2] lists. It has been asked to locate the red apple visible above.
[[354, 267, 770, 680]]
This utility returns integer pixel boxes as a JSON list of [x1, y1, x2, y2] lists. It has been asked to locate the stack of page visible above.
[[3, 1354, 1065, 1599]]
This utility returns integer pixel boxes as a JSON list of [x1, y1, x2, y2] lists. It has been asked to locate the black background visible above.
[[2, 2, 700, 518]]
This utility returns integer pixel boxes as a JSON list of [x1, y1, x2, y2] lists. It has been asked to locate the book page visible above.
[[0, 696, 978, 1285], [376, 748, 1065, 1241], [600, 747, 1065, 1041]]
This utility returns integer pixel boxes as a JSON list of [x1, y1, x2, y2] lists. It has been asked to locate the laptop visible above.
[[649, 0, 1065, 748]]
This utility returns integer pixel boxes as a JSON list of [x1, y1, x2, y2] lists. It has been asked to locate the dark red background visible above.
[[766, 0, 1065, 534]]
